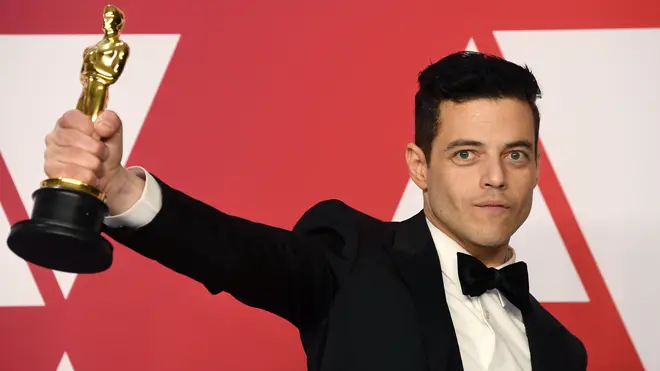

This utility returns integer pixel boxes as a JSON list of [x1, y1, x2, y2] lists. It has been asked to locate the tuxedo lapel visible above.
[[384, 213, 585, 371], [522, 296, 578, 371], [386, 211, 463, 371]]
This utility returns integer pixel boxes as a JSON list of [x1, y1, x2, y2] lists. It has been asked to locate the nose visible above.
[[481, 158, 506, 190]]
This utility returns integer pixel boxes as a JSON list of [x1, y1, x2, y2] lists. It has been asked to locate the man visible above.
[[43, 51, 587, 371]]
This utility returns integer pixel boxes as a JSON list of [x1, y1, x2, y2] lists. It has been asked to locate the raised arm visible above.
[[103, 173, 340, 327], [43, 109, 343, 328]]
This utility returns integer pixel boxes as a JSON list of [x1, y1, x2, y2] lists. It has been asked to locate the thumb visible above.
[[94, 110, 123, 140], [94, 110, 123, 165]]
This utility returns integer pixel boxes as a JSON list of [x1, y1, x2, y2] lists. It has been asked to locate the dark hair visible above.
[[414, 51, 542, 162]]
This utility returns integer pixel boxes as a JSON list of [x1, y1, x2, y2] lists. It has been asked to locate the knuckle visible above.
[[59, 110, 78, 126], [60, 163, 77, 177], [45, 132, 54, 146], [43, 145, 58, 162], [79, 169, 97, 185], [91, 140, 106, 159], [43, 160, 58, 178], [47, 128, 65, 145], [63, 109, 80, 117], [88, 155, 103, 172], [61, 110, 93, 135], [55, 113, 67, 128], [55, 129, 69, 145], [82, 120, 94, 135], [62, 109, 84, 121]]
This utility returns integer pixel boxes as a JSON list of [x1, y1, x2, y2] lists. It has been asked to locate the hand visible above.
[[44, 109, 144, 215]]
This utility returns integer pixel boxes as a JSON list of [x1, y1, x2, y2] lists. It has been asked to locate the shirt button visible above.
[[484, 310, 490, 320]]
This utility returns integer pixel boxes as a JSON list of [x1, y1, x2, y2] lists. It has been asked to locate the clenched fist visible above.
[[44, 109, 145, 215]]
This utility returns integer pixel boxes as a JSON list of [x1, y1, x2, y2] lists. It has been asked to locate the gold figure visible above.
[[42, 4, 130, 202], [76, 4, 130, 123]]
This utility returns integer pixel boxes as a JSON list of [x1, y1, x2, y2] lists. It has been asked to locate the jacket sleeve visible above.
[[102, 175, 356, 328]]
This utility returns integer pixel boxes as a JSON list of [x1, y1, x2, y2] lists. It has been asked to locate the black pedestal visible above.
[[7, 187, 113, 274]]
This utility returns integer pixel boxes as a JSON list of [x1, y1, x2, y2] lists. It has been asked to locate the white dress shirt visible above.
[[105, 166, 532, 371], [425, 219, 531, 371]]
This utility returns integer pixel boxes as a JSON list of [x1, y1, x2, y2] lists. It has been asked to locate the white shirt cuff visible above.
[[103, 166, 162, 229]]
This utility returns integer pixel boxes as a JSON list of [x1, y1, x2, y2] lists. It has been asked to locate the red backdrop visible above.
[[1, 0, 659, 370]]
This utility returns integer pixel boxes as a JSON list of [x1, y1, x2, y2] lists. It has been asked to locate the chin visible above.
[[470, 231, 511, 248], [471, 240, 507, 249]]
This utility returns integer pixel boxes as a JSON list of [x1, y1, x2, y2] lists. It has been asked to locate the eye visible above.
[[452, 150, 477, 163], [456, 150, 472, 160], [507, 150, 529, 162]]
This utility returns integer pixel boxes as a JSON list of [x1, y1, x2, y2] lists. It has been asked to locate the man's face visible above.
[[408, 98, 539, 249]]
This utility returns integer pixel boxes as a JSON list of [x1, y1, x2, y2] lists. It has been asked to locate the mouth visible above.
[[475, 201, 510, 209]]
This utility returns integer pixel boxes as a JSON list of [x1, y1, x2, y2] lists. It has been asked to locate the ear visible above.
[[533, 145, 542, 187], [406, 143, 429, 191]]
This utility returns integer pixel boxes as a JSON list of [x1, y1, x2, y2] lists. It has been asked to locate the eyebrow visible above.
[[503, 140, 534, 151], [444, 139, 534, 151], [444, 140, 483, 151]]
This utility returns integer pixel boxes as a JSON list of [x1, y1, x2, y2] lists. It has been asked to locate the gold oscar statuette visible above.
[[7, 4, 130, 274]]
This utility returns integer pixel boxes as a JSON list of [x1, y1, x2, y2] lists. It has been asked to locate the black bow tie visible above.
[[456, 252, 531, 312]]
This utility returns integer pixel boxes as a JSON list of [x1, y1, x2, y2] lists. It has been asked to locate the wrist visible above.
[[105, 167, 145, 216]]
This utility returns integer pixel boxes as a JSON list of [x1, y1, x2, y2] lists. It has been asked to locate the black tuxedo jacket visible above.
[[104, 177, 587, 371]]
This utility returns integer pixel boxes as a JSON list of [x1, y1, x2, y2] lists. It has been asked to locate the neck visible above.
[[104, 31, 118, 40], [423, 204, 511, 268], [471, 244, 511, 268]]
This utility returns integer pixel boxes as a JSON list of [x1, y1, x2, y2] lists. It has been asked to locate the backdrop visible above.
[[1, 0, 659, 370]]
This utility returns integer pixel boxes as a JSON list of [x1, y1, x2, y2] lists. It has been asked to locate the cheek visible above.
[[513, 183, 536, 217], [429, 173, 467, 211], [523, 189, 535, 209]]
